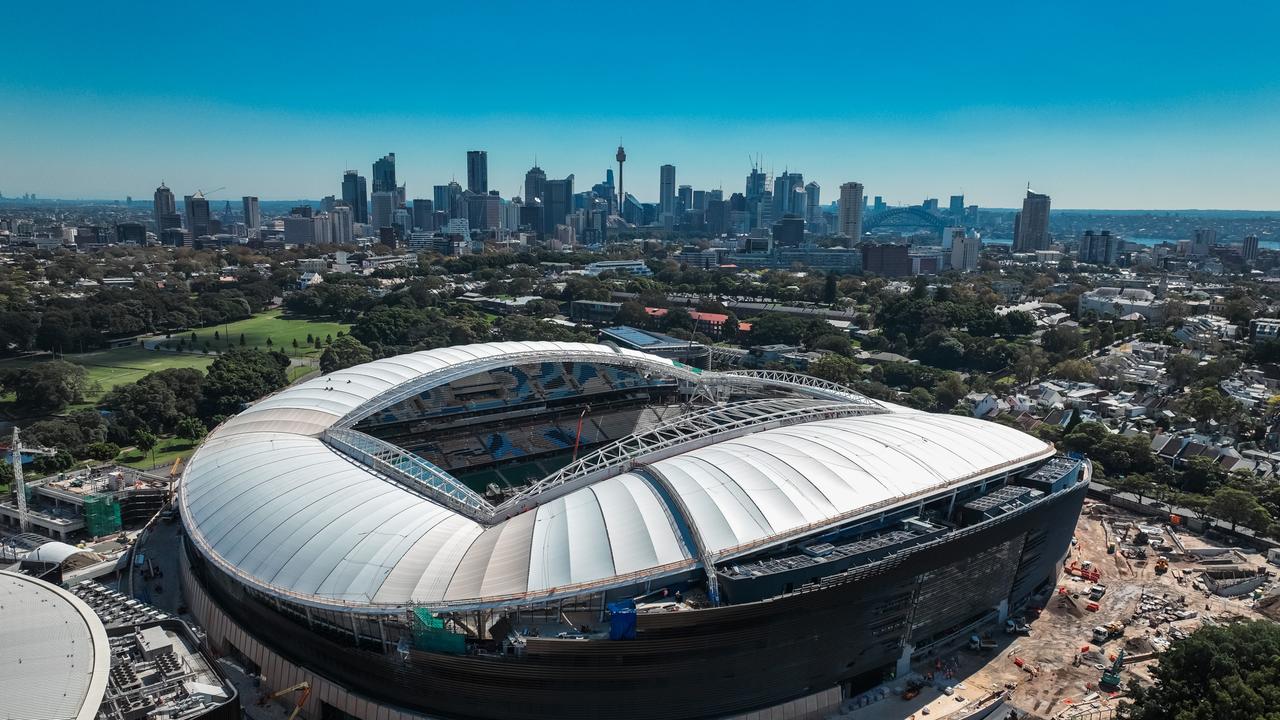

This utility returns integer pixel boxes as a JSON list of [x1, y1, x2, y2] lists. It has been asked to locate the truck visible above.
[[1088, 584, 1108, 601], [1092, 621, 1125, 644], [1005, 618, 1031, 635], [969, 634, 998, 651]]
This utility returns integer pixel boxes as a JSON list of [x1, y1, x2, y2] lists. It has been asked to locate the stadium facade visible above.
[[178, 341, 1088, 720]]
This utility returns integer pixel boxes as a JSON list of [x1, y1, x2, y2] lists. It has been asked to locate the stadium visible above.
[[177, 340, 1089, 720]]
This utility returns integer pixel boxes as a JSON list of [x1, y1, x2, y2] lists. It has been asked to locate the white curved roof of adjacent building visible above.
[[0, 570, 110, 720], [179, 341, 1054, 611], [27, 540, 96, 565]]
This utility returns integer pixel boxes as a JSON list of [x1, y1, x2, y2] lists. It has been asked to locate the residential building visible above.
[[1078, 230, 1120, 266], [242, 196, 261, 230], [659, 164, 676, 225], [838, 182, 863, 246], [950, 229, 982, 272], [1013, 190, 1051, 252], [861, 243, 911, 277]]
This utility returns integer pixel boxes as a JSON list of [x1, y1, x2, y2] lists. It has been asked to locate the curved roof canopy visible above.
[[0, 570, 110, 720], [180, 341, 1053, 612]]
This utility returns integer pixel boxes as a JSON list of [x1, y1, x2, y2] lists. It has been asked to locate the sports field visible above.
[[162, 309, 351, 358]]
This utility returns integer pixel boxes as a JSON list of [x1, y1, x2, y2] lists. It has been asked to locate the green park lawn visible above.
[[162, 309, 351, 358], [0, 346, 217, 405], [115, 436, 200, 470]]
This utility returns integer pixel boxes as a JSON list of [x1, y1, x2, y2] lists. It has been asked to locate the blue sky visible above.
[[2, 2, 1278, 208]]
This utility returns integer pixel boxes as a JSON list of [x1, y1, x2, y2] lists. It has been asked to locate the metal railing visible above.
[[323, 427, 492, 519]]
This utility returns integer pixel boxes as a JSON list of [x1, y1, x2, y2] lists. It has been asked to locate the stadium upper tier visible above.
[[179, 341, 1055, 613]]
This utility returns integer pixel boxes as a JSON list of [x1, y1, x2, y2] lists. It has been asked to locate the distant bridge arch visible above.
[[862, 206, 948, 233]]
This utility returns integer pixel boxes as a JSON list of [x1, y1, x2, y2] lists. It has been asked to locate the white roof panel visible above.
[[179, 341, 1051, 611]]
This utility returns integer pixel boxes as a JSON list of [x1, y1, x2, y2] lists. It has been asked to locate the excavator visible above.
[[259, 681, 311, 720], [1100, 650, 1126, 690]]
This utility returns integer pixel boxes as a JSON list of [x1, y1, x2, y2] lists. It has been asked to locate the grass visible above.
[[0, 346, 217, 405], [116, 436, 199, 470], [162, 309, 351, 358]]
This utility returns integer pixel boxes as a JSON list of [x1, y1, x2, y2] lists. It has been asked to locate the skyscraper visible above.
[[331, 206, 354, 245], [1191, 227, 1216, 257], [242, 196, 261, 229], [371, 191, 396, 230], [1014, 190, 1051, 252], [153, 183, 177, 232], [838, 182, 864, 247], [949, 194, 965, 217], [466, 151, 488, 194], [772, 172, 804, 219], [1243, 235, 1260, 264], [616, 145, 626, 215], [524, 165, 547, 204], [659, 164, 676, 223], [372, 153, 396, 193], [804, 182, 821, 227], [544, 175, 574, 235], [413, 199, 435, 231], [341, 171, 368, 224], [184, 193, 211, 238]]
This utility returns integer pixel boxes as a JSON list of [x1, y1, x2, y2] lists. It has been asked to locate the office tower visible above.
[[341, 171, 369, 224], [950, 229, 982, 272], [466, 150, 489, 194], [115, 222, 146, 245], [242, 196, 261, 229], [524, 165, 548, 203], [949, 195, 965, 217], [678, 185, 693, 212], [331, 205, 354, 245], [659, 164, 676, 222], [413, 199, 435, 231], [466, 193, 500, 230], [922, 198, 939, 212], [291, 205, 314, 218], [153, 183, 176, 231], [772, 172, 804, 218], [805, 182, 821, 226], [396, 184, 406, 208], [861, 243, 911, 277], [873, 196, 886, 212], [444, 182, 464, 219], [393, 208, 413, 238], [1014, 189, 1051, 252], [371, 191, 396, 230], [544, 175, 574, 235], [1243, 234, 1260, 264], [772, 215, 805, 247], [184, 193, 211, 238], [838, 182, 864, 246], [284, 214, 316, 245], [616, 146, 626, 214], [322, 195, 336, 213], [1191, 227, 1216, 257], [1078, 230, 1119, 266], [372, 153, 396, 193]]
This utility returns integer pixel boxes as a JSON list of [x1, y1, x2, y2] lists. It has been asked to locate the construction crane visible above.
[[10, 428, 57, 532], [196, 186, 226, 198], [259, 681, 311, 720], [165, 457, 183, 505]]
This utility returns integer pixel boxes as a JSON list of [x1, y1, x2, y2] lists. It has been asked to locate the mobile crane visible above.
[[259, 681, 311, 720]]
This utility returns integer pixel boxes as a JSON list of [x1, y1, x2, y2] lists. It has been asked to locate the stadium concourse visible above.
[[176, 341, 1089, 720]]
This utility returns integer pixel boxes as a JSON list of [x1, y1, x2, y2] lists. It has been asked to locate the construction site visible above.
[[825, 498, 1279, 720]]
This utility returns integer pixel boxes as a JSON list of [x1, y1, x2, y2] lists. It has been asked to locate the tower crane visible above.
[[196, 186, 226, 198], [10, 427, 57, 532]]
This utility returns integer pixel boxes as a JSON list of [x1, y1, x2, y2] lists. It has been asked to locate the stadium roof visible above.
[[180, 341, 1053, 612], [0, 570, 110, 720]]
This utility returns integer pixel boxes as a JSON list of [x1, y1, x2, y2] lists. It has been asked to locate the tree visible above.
[[1164, 353, 1198, 387], [1050, 359, 1098, 383], [1115, 474, 1154, 504], [239, 333, 246, 346], [319, 334, 374, 374], [806, 355, 862, 387], [1123, 621, 1280, 720], [199, 348, 290, 418], [176, 416, 207, 443], [0, 361, 92, 414], [1207, 486, 1267, 533], [133, 429, 158, 465]]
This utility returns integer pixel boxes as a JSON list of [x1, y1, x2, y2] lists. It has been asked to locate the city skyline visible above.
[[2, 3, 1279, 208]]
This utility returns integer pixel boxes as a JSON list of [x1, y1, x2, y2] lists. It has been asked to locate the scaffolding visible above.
[[84, 493, 122, 537], [411, 608, 466, 654]]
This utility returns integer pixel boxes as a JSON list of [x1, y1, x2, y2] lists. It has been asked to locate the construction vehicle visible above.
[[901, 679, 923, 701], [1100, 650, 1126, 690], [1092, 621, 1125, 644], [969, 634, 998, 651], [1154, 557, 1169, 575], [1065, 561, 1101, 583], [1088, 584, 1108, 601], [1005, 618, 1031, 635], [259, 681, 311, 720]]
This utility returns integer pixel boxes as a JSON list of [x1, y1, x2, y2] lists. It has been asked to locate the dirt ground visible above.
[[841, 500, 1275, 720]]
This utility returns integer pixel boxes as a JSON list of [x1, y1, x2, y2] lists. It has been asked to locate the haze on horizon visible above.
[[2, 2, 1278, 210]]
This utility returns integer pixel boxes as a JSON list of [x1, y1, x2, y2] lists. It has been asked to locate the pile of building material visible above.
[[1132, 591, 1196, 627]]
